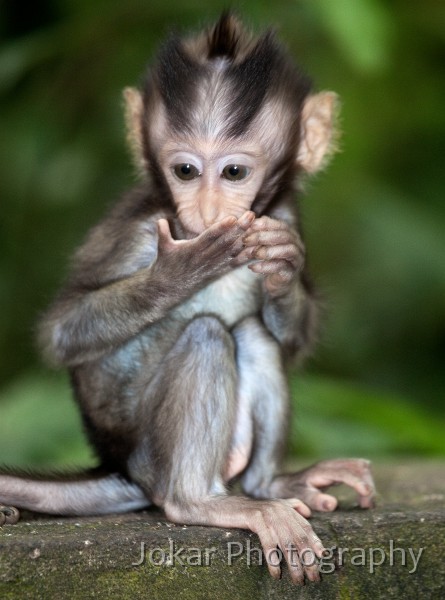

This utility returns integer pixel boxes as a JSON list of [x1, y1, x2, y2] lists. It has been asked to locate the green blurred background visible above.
[[0, 0, 444, 469]]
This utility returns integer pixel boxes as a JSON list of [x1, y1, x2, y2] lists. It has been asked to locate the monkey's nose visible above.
[[199, 194, 220, 227]]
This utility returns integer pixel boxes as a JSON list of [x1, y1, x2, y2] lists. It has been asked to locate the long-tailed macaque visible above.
[[0, 14, 375, 583]]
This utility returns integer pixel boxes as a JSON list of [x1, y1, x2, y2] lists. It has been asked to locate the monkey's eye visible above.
[[221, 164, 250, 181], [173, 163, 201, 181]]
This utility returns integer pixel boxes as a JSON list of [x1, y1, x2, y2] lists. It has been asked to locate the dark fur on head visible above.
[[145, 13, 312, 139], [207, 11, 243, 59]]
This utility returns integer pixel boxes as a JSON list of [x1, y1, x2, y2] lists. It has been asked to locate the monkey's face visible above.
[[158, 136, 268, 235], [124, 66, 338, 239]]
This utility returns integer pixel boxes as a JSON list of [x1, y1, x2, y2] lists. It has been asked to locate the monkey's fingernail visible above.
[[247, 262, 258, 272], [249, 220, 262, 230], [238, 215, 254, 228], [361, 483, 372, 494]]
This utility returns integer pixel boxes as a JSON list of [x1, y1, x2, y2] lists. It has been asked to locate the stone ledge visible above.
[[0, 461, 444, 599]]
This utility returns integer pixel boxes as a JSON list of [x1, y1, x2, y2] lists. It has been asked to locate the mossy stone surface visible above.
[[0, 461, 444, 599]]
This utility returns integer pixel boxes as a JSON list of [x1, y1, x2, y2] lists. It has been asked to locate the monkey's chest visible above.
[[172, 266, 262, 327], [107, 267, 261, 379]]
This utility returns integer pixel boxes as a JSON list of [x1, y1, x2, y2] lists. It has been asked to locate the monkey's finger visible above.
[[231, 245, 257, 264], [281, 529, 319, 584], [297, 547, 320, 583], [201, 215, 256, 258], [243, 229, 296, 247], [256, 504, 324, 583], [253, 244, 301, 267], [308, 458, 373, 477], [248, 216, 287, 231], [156, 219, 175, 246], [356, 469, 376, 508], [285, 507, 326, 561], [282, 497, 312, 518], [345, 475, 375, 509], [208, 215, 256, 239], [284, 544, 305, 585], [249, 262, 296, 295], [236, 211, 256, 230], [293, 517, 325, 561], [197, 216, 239, 246], [295, 489, 338, 513], [259, 527, 303, 584], [308, 469, 375, 509], [283, 515, 323, 582], [257, 531, 282, 580], [204, 212, 253, 243], [358, 493, 376, 509], [248, 259, 294, 278]]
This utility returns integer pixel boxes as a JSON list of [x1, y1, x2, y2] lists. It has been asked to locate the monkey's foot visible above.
[[0, 505, 20, 525], [270, 458, 376, 512]]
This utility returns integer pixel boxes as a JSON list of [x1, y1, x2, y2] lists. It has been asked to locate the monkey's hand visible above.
[[269, 459, 376, 511], [240, 216, 305, 296], [156, 211, 256, 282]]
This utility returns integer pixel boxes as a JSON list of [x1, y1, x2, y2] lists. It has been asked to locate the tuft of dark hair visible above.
[[207, 11, 242, 59]]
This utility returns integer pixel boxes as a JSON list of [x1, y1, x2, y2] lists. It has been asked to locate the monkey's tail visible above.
[[0, 469, 150, 519]]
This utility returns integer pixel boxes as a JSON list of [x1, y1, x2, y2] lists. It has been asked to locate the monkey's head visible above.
[[124, 13, 338, 235]]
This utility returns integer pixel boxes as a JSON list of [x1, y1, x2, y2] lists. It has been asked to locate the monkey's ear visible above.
[[123, 87, 146, 175], [297, 92, 339, 174]]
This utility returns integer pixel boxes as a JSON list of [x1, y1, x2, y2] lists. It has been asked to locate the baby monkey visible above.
[[0, 14, 375, 583]]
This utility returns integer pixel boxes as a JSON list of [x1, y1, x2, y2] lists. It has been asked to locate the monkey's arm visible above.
[[262, 275, 317, 358], [241, 215, 317, 357], [39, 210, 255, 367]]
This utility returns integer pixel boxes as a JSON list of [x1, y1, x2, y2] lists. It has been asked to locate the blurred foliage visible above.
[[0, 0, 444, 467], [0, 372, 91, 467]]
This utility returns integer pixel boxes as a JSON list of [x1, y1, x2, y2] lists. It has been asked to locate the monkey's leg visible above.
[[230, 317, 290, 498], [231, 320, 376, 510], [127, 315, 324, 583], [128, 315, 238, 504]]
